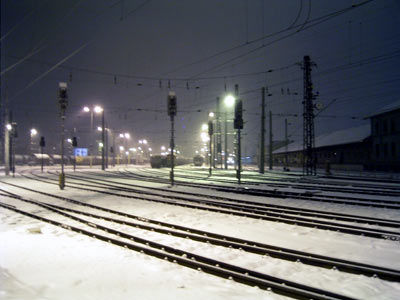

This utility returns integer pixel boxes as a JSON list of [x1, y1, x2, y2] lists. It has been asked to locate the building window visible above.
[[391, 119, 396, 133], [375, 144, 380, 159], [383, 120, 388, 134], [384, 143, 388, 158], [375, 120, 379, 135], [392, 142, 397, 158]]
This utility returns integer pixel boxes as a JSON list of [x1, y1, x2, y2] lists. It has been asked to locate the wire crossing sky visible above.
[[1, 0, 399, 157]]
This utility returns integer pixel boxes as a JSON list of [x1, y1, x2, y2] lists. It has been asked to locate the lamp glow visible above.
[[224, 94, 235, 107], [30, 128, 38, 136], [94, 106, 103, 113]]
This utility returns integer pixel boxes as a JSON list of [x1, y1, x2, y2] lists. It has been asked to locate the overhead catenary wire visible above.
[[185, 0, 375, 81], [6, 0, 152, 102], [1, 0, 86, 76], [287, 0, 303, 30], [160, 0, 375, 79], [0, 0, 51, 42], [3, 0, 376, 102]]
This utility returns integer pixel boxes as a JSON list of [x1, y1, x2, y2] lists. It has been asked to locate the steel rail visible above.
[[1, 178, 400, 241], [59, 171, 400, 229], [0, 201, 357, 300]]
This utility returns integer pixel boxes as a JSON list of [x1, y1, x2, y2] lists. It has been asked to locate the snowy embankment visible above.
[[1, 167, 400, 300]]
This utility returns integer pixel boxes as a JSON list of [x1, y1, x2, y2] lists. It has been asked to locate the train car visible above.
[[150, 155, 165, 168], [151, 154, 190, 168], [193, 155, 204, 166]]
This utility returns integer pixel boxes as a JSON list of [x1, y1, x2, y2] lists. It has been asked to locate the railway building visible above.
[[273, 124, 371, 172], [365, 100, 400, 172], [273, 101, 400, 172]]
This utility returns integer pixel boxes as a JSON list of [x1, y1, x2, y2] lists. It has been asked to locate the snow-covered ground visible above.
[[1, 166, 400, 300]]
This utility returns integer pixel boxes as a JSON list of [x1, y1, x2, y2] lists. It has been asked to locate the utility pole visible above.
[[208, 120, 213, 176], [167, 91, 177, 186], [4, 93, 10, 176], [234, 84, 239, 171], [302, 55, 317, 176], [90, 110, 93, 168], [216, 97, 221, 168], [284, 119, 289, 171], [105, 125, 109, 169], [72, 137, 77, 172], [269, 110, 273, 170], [11, 122, 17, 177], [101, 109, 105, 170], [224, 110, 228, 170], [234, 84, 243, 184], [40, 136, 45, 173], [112, 133, 116, 167], [259, 87, 265, 174]]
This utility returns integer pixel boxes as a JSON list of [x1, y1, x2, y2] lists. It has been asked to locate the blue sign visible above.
[[74, 148, 88, 156]]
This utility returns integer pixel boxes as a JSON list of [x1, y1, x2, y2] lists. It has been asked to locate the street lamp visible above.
[[223, 94, 235, 169], [94, 106, 103, 113], [117, 133, 130, 165], [224, 94, 235, 107], [83, 105, 103, 168], [30, 128, 38, 156]]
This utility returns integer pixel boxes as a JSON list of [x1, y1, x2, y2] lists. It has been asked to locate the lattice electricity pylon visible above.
[[302, 55, 317, 176]]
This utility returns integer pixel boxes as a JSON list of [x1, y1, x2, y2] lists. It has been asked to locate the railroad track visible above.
[[135, 167, 400, 197], [6, 172, 400, 241], [116, 169, 400, 209], [1, 188, 399, 300], [0, 199, 357, 300], [56, 171, 400, 229]]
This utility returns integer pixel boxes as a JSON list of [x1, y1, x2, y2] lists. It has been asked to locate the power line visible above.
[[1, 0, 86, 76], [0, 0, 51, 42], [160, 0, 375, 79], [186, 0, 375, 80], [6, 0, 152, 102]]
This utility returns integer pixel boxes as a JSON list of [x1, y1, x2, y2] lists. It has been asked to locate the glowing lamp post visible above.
[[223, 94, 235, 169]]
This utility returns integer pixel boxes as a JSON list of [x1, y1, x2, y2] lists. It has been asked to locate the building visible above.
[[272, 101, 400, 172], [273, 124, 371, 171], [365, 100, 400, 172]]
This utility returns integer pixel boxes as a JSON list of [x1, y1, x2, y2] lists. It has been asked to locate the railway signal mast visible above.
[[167, 91, 177, 186], [58, 82, 68, 189], [302, 55, 317, 176]]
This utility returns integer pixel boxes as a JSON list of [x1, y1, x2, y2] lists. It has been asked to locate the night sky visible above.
[[1, 0, 400, 158]]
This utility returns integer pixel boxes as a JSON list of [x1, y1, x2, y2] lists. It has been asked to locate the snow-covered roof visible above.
[[364, 100, 400, 118], [33, 153, 51, 159], [274, 124, 370, 154]]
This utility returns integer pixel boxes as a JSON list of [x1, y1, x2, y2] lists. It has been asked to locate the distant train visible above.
[[150, 155, 165, 168], [193, 155, 204, 166], [150, 154, 191, 168]]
